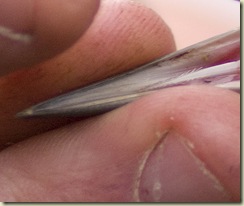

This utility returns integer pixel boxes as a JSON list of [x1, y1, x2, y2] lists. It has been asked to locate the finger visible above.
[[0, 0, 176, 148], [0, 0, 100, 75], [0, 86, 239, 202]]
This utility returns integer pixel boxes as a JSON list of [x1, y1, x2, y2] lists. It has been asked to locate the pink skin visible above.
[[0, 0, 240, 202], [0, 86, 239, 202], [0, 0, 175, 145], [0, 0, 100, 73]]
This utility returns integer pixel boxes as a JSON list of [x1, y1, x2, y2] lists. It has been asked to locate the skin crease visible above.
[[0, 0, 240, 203]]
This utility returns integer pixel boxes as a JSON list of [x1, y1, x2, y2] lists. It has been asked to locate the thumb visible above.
[[0, 86, 239, 202], [0, 0, 100, 75]]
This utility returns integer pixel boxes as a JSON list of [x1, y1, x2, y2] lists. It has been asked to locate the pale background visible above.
[[134, 0, 240, 49]]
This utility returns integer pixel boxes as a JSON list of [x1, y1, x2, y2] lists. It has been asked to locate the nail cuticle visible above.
[[178, 136, 228, 192], [133, 131, 169, 202], [181, 137, 231, 201], [137, 131, 230, 202]]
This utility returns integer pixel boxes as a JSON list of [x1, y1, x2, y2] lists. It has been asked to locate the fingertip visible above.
[[0, 0, 176, 146], [137, 86, 240, 201], [139, 131, 232, 202], [33, 0, 100, 58], [0, 0, 100, 75], [0, 86, 239, 202], [109, 86, 239, 201]]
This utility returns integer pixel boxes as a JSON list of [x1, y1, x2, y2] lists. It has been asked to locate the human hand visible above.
[[0, 0, 240, 202]]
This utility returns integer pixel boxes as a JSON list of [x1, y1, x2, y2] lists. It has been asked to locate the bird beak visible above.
[[17, 29, 240, 118]]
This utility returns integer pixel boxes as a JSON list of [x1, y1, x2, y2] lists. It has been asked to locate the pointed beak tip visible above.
[[15, 108, 34, 118]]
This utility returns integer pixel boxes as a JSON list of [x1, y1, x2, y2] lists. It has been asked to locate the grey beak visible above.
[[17, 29, 240, 118]]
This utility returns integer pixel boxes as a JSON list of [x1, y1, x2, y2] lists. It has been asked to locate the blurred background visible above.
[[134, 0, 240, 49]]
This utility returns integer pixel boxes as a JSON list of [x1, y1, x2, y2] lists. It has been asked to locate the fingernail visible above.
[[137, 131, 230, 202], [0, 0, 33, 43]]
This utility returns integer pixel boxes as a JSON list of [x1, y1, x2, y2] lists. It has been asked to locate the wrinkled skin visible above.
[[0, 0, 240, 202]]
